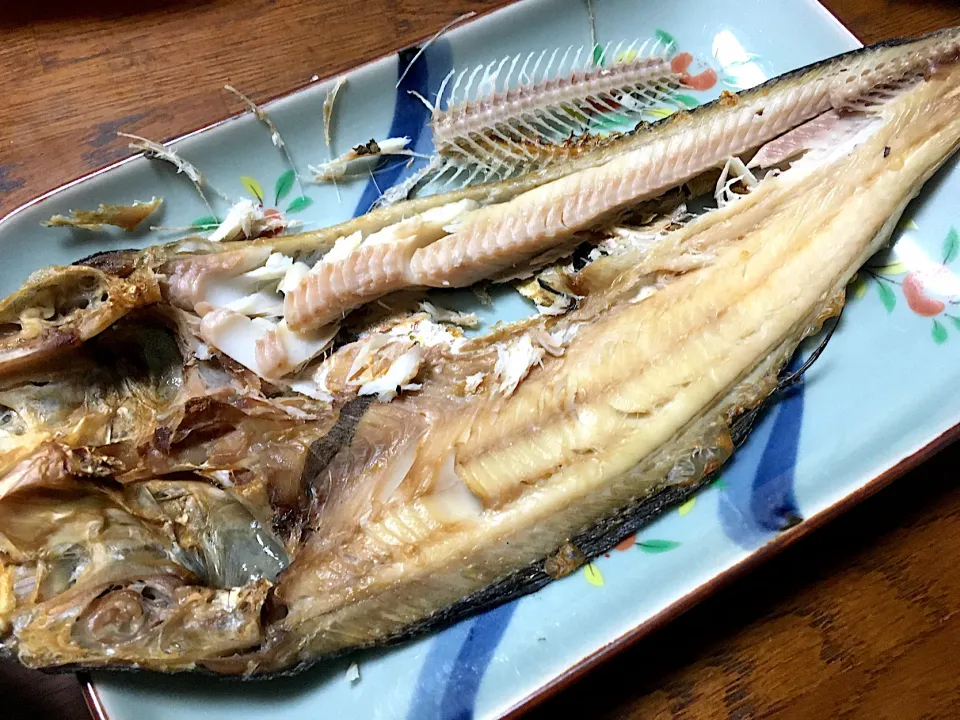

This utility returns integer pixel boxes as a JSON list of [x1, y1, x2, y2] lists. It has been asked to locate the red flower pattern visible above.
[[671, 52, 719, 92]]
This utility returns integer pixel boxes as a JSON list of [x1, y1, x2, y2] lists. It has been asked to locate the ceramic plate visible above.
[[3, 1, 959, 718]]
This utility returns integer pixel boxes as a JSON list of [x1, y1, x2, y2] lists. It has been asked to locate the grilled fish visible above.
[[2, 28, 960, 676]]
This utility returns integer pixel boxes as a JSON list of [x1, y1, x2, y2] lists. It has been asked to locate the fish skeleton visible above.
[[422, 40, 684, 188], [1, 28, 960, 676]]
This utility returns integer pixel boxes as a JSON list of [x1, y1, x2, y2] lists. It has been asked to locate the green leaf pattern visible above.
[[654, 29, 677, 58], [638, 539, 681, 554], [592, 43, 605, 67], [932, 320, 948, 344], [943, 227, 959, 265], [673, 94, 700, 108], [877, 281, 896, 313], [190, 215, 220, 230], [274, 170, 296, 205], [286, 196, 313, 213]]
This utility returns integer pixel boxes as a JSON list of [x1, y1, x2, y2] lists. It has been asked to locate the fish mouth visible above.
[[1, 27, 960, 676]]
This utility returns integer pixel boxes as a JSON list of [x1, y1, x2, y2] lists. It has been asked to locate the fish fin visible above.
[[776, 303, 845, 393], [729, 303, 845, 448]]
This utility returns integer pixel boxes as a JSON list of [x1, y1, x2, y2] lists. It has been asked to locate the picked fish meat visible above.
[[1, 28, 960, 677]]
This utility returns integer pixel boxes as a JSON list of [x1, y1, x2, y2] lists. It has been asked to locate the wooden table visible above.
[[2, 1, 958, 718]]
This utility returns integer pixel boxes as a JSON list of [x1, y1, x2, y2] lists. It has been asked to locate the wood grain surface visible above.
[[1, 1, 959, 718]]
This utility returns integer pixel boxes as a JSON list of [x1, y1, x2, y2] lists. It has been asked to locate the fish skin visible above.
[[1, 28, 960, 676]]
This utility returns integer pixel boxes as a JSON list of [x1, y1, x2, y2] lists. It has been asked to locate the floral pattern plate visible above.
[[2, 1, 959, 719]]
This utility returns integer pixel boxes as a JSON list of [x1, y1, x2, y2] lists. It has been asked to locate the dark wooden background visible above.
[[2, 1, 959, 718]]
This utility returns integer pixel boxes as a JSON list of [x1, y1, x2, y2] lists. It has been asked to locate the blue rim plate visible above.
[[3, 1, 959, 718]]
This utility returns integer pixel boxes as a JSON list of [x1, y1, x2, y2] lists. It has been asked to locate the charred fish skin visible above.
[[1, 27, 960, 677]]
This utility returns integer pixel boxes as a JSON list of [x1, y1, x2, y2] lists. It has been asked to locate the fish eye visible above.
[[75, 588, 148, 647]]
